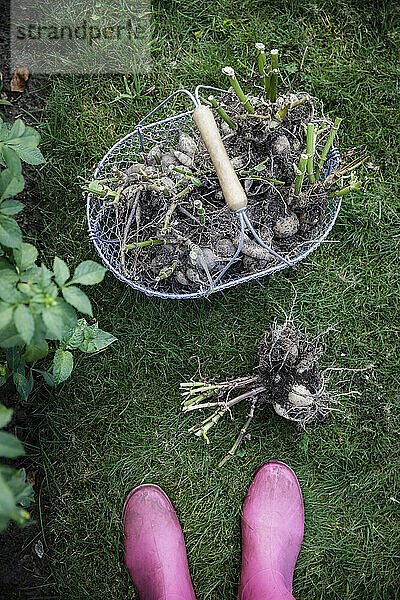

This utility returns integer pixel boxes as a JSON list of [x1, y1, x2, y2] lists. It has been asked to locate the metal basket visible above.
[[86, 88, 341, 299]]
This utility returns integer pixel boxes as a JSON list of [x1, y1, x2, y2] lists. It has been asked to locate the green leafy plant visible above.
[[0, 403, 33, 532], [0, 114, 116, 532]]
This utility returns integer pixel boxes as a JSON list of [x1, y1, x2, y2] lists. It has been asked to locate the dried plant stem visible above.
[[120, 191, 140, 274], [208, 95, 236, 130], [161, 200, 178, 234], [222, 67, 255, 114], [323, 155, 368, 187], [218, 399, 257, 467], [316, 117, 342, 179], [269, 49, 279, 103], [306, 123, 316, 184], [294, 154, 308, 196]]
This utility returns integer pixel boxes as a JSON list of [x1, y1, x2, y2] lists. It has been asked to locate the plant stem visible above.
[[218, 399, 257, 467], [170, 167, 201, 187], [306, 123, 316, 184], [208, 95, 236, 130], [222, 67, 255, 114], [316, 117, 342, 179], [294, 153, 308, 196], [189, 407, 228, 441], [226, 386, 266, 409], [269, 49, 279, 103], [273, 96, 307, 126], [255, 43, 269, 95], [183, 401, 228, 412], [155, 262, 177, 282], [194, 199, 205, 228], [124, 238, 172, 251], [161, 200, 178, 234], [328, 180, 362, 198]]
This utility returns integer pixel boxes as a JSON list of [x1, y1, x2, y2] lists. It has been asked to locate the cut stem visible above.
[[316, 117, 342, 179], [269, 49, 279, 103], [306, 123, 316, 184], [294, 153, 308, 196], [208, 95, 236, 130], [194, 199, 205, 229], [222, 67, 255, 114], [255, 43, 269, 95], [272, 96, 307, 127], [155, 262, 177, 283], [328, 180, 362, 198], [189, 407, 228, 442]]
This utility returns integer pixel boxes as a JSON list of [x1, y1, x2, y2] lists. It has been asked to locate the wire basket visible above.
[[86, 88, 341, 299]]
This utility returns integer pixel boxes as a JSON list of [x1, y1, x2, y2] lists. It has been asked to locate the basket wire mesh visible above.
[[87, 89, 341, 299]]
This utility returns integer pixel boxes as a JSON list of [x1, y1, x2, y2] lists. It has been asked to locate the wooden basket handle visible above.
[[193, 105, 248, 212]]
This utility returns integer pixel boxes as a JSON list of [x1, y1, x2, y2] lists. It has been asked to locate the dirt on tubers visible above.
[[180, 318, 334, 465], [256, 320, 331, 424], [92, 90, 339, 293]]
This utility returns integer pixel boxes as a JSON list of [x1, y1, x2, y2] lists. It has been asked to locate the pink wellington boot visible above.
[[239, 461, 304, 600], [123, 484, 196, 600]]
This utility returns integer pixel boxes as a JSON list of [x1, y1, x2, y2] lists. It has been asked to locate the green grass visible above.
[[23, 0, 400, 598]]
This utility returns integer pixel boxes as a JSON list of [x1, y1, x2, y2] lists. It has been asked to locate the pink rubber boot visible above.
[[239, 461, 304, 600], [123, 484, 196, 600]]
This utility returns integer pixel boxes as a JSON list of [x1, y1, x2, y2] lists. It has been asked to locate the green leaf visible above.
[[9, 145, 45, 166], [22, 337, 48, 362], [62, 319, 85, 350], [62, 286, 92, 316], [42, 299, 77, 339], [0, 431, 25, 458], [17, 124, 40, 147], [0, 323, 23, 348], [0, 405, 13, 428], [0, 199, 24, 215], [4, 467, 33, 506], [0, 215, 22, 248], [0, 268, 19, 284], [0, 302, 14, 329], [13, 243, 38, 270], [13, 304, 35, 344], [2, 146, 22, 175], [8, 119, 25, 139], [52, 349, 73, 384], [0, 100, 12, 107], [0, 169, 25, 200], [36, 370, 55, 386], [0, 281, 24, 303], [5, 347, 22, 371], [79, 322, 117, 353], [70, 261, 106, 286], [53, 256, 70, 286], [13, 370, 33, 402], [0, 473, 16, 529]]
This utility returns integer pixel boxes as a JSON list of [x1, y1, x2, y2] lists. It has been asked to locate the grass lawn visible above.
[[25, 0, 400, 598]]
